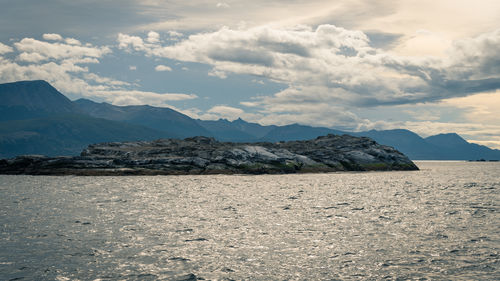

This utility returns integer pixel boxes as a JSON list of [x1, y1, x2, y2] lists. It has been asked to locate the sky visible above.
[[0, 0, 499, 148]]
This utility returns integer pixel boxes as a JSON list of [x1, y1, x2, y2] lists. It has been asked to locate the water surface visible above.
[[1, 161, 499, 280]]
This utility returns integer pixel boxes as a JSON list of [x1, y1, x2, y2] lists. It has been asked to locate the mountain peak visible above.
[[216, 118, 231, 123], [430, 132, 461, 138], [232, 117, 247, 124], [425, 133, 469, 146], [0, 80, 77, 113], [12, 79, 48, 85]]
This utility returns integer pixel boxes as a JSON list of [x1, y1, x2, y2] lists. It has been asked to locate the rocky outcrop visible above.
[[0, 134, 419, 175]]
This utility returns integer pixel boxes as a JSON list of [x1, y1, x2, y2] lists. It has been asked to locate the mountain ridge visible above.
[[1, 80, 499, 160], [74, 98, 212, 138], [0, 81, 177, 157]]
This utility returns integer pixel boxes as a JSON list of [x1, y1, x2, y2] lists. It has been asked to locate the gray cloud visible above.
[[364, 30, 403, 49], [117, 25, 500, 113], [208, 48, 275, 67], [136, 0, 401, 34], [0, 0, 161, 42]]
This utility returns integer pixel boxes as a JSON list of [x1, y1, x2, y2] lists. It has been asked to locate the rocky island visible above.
[[0, 134, 418, 175]]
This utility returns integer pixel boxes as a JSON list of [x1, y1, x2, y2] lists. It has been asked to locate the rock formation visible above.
[[0, 134, 419, 175]]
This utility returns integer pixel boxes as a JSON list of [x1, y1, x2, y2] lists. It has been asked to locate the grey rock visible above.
[[0, 134, 418, 175]]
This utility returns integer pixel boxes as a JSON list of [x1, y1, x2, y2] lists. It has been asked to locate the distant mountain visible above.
[[75, 98, 211, 138], [198, 119, 500, 160], [0, 80, 80, 121], [350, 130, 500, 160], [425, 133, 469, 147], [0, 114, 174, 158], [196, 118, 276, 142], [196, 118, 258, 142], [261, 124, 345, 142], [353, 129, 442, 160], [230, 118, 277, 139], [196, 119, 344, 143], [0, 81, 175, 157], [1, 80, 499, 160], [424, 133, 500, 160]]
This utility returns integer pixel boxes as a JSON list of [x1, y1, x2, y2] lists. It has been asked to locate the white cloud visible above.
[[42, 33, 63, 41], [17, 52, 47, 62], [117, 33, 146, 51], [216, 2, 230, 8], [83, 73, 131, 87], [191, 105, 261, 121], [92, 90, 197, 107], [154, 64, 172, 71], [0, 42, 13, 54], [14, 37, 111, 62], [208, 69, 227, 79], [168, 31, 183, 38], [146, 31, 160, 43], [65, 38, 82, 45], [208, 105, 243, 117]]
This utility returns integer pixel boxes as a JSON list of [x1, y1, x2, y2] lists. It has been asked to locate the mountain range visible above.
[[1, 80, 499, 160]]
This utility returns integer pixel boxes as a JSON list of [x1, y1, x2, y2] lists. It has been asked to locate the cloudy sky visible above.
[[1, 0, 500, 148]]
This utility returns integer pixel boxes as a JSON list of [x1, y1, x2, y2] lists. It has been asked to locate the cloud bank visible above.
[[117, 25, 500, 123], [1, 24, 499, 148], [0, 34, 197, 107]]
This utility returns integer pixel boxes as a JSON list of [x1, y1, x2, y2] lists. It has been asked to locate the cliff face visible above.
[[0, 134, 418, 175]]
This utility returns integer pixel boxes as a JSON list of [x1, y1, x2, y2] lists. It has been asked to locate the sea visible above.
[[0, 161, 499, 280]]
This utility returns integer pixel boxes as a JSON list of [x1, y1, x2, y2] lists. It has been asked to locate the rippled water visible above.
[[1, 161, 499, 280]]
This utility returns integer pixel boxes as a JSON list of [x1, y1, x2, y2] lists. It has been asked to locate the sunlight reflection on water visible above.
[[1, 161, 499, 280]]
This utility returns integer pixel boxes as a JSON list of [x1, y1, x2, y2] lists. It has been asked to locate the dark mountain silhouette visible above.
[[230, 118, 277, 138], [196, 119, 344, 142], [352, 129, 443, 160], [1, 80, 499, 160], [197, 119, 500, 160], [196, 118, 277, 142], [349, 130, 500, 160], [0, 81, 175, 157], [261, 124, 345, 142], [424, 133, 500, 160], [0, 80, 80, 120], [0, 115, 173, 158], [196, 118, 259, 142], [74, 98, 211, 138], [425, 133, 469, 147]]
